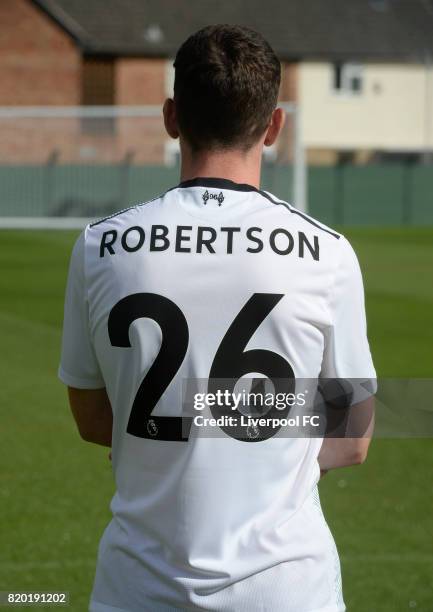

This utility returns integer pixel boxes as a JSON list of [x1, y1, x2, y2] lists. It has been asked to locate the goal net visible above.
[[0, 104, 306, 229]]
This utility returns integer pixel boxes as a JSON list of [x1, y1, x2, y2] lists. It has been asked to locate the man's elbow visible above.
[[351, 449, 368, 465], [75, 422, 112, 446], [75, 423, 98, 443], [350, 441, 370, 466]]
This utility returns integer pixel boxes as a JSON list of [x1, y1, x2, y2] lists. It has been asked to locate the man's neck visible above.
[[179, 144, 263, 189]]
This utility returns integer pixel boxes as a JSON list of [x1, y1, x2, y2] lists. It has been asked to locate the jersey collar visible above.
[[177, 177, 259, 193]]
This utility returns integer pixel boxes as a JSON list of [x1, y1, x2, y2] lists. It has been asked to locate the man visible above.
[[59, 25, 375, 612]]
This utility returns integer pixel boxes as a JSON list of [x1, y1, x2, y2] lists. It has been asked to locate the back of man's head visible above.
[[173, 24, 281, 153]]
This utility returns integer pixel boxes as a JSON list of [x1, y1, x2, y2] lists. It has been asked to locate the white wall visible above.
[[299, 61, 433, 152]]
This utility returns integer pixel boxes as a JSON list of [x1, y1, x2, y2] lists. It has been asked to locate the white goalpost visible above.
[[0, 103, 306, 229]]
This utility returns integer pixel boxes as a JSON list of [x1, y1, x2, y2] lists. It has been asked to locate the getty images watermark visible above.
[[178, 378, 376, 441], [192, 388, 319, 430]]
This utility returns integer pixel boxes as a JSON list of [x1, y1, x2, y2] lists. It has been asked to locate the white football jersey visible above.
[[59, 177, 375, 612]]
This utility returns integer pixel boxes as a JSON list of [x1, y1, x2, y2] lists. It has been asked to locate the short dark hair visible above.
[[173, 24, 281, 152]]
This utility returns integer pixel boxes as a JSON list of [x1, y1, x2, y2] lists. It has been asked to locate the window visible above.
[[81, 57, 115, 133], [332, 63, 363, 95], [372, 151, 422, 164]]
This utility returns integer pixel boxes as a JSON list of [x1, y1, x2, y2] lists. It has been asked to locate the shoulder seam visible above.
[[89, 187, 174, 228], [256, 190, 340, 240]]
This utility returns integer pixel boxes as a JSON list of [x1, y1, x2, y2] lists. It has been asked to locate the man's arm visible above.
[[58, 233, 110, 446], [68, 387, 113, 447], [319, 235, 376, 475], [318, 396, 375, 471]]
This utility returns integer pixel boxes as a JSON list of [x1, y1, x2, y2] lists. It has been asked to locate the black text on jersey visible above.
[[99, 225, 320, 261]]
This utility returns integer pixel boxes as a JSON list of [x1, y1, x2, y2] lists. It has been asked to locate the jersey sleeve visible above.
[[58, 231, 105, 389], [321, 235, 376, 385]]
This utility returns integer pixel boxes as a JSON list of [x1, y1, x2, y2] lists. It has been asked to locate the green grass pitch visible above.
[[0, 227, 432, 611]]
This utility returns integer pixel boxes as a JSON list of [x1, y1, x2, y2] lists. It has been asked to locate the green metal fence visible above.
[[0, 162, 432, 225], [309, 163, 433, 226], [0, 164, 294, 221]]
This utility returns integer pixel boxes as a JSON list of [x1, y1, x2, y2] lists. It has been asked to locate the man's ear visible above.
[[264, 107, 286, 147], [163, 98, 179, 139]]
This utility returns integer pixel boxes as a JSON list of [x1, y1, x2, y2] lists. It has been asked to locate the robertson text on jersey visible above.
[[99, 224, 320, 260]]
